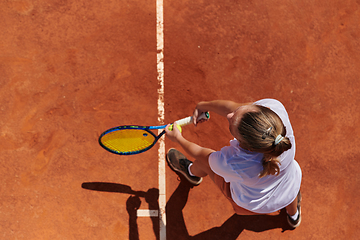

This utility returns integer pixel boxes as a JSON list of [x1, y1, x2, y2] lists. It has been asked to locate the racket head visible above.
[[99, 125, 162, 155]]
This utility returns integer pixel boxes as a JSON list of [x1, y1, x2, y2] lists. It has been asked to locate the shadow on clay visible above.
[[81, 182, 160, 240], [81, 175, 294, 240]]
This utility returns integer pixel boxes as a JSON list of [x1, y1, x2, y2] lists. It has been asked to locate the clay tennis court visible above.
[[1, 0, 359, 239]]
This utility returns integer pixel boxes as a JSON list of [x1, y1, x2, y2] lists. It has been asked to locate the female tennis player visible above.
[[165, 99, 302, 228]]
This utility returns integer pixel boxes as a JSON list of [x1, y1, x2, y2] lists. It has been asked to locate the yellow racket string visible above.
[[101, 129, 156, 153]]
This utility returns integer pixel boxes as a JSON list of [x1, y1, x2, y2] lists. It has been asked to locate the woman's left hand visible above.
[[165, 122, 182, 142]]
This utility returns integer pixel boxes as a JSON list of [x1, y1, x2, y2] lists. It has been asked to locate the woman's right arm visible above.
[[193, 100, 253, 125]]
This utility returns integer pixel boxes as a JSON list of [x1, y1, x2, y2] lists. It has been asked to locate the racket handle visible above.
[[175, 112, 210, 127]]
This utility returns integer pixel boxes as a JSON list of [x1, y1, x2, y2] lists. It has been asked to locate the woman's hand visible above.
[[193, 100, 252, 122], [192, 105, 208, 126], [165, 122, 182, 142], [165, 121, 215, 160]]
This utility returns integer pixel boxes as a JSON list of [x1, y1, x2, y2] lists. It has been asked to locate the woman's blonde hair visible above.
[[238, 105, 292, 178]]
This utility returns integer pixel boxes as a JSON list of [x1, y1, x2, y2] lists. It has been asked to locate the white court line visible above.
[[136, 1, 166, 238], [137, 209, 159, 217], [156, 0, 166, 239]]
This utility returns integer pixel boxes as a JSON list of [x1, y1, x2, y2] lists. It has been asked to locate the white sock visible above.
[[188, 163, 196, 177], [289, 209, 299, 221]]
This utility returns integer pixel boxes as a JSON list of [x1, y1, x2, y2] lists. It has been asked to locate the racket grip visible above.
[[175, 112, 210, 127]]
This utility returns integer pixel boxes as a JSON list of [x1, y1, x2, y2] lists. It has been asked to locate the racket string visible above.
[[100, 128, 156, 154]]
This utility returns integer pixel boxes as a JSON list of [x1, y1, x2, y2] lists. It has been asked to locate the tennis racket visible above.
[[99, 112, 210, 155]]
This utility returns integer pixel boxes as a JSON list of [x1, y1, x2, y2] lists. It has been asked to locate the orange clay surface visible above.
[[1, 0, 360, 239]]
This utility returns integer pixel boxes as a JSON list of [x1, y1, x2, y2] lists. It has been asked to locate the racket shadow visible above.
[[166, 173, 294, 240], [82, 182, 146, 197], [81, 182, 160, 240]]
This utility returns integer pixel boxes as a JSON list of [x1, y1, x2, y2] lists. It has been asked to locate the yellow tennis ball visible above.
[[169, 124, 182, 133]]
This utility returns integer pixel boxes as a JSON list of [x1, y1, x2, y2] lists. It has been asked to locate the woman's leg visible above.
[[189, 156, 214, 178], [285, 195, 298, 216], [191, 156, 260, 215], [214, 174, 261, 215], [286, 191, 301, 228]]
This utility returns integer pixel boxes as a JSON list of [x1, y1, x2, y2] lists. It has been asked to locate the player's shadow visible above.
[[81, 182, 159, 240], [82, 176, 293, 240], [166, 173, 294, 240]]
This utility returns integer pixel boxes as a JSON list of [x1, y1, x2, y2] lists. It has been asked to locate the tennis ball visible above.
[[169, 123, 182, 133]]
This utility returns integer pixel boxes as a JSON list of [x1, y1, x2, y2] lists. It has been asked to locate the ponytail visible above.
[[259, 155, 280, 178], [238, 105, 292, 178]]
